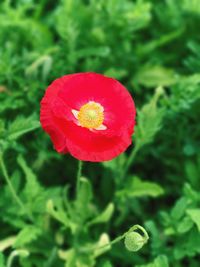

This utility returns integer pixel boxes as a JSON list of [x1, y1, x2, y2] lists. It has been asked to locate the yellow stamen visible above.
[[77, 101, 104, 129]]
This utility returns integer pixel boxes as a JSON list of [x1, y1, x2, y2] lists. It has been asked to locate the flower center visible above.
[[78, 101, 104, 129]]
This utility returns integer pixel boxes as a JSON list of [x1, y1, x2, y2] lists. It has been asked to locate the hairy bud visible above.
[[124, 225, 149, 252], [124, 232, 145, 252]]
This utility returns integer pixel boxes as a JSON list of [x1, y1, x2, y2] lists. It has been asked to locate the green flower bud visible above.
[[124, 232, 145, 252]]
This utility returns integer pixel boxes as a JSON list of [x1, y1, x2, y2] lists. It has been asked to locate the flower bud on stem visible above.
[[80, 224, 149, 254]]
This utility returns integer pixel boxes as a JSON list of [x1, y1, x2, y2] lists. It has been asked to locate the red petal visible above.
[[53, 116, 132, 162], [58, 73, 136, 137], [40, 102, 68, 153]]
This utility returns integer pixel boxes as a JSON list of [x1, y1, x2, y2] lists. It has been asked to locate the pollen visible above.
[[77, 101, 104, 129]]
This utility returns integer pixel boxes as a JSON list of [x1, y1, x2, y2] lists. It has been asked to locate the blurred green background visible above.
[[0, 0, 200, 266]]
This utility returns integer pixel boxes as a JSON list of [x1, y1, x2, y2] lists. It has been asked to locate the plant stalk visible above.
[[76, 160, 83, 197], [0, 153, 25, 211]]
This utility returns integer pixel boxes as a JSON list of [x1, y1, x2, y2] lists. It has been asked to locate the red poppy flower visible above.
[[40, 73, 136, 162]]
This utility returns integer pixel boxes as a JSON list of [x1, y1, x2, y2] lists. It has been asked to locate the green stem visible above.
[[80, 234, 125, 253], [44, 247, 57, 267], [73, 161, 83, 255], [7, 250, 29, 267], [0, 154, 25, 211], [34, 0, 48, 19], [76, 160, 83, 197], [7, 253, 16, 267], [122, 146, 138, 179]]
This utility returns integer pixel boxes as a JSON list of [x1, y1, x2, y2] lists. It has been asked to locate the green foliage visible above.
[[88, 203, 114, 226], [117, 176, 164, 198], [0, 0, 200, 266], [187, 209, 200, 231], [135, 65, 177, 87], [17, 155, 42, 199], [7, 115, 40, 141], [134, 87, 164, 151], [14, 226, 42, 248], [137, 255, 169, 267]]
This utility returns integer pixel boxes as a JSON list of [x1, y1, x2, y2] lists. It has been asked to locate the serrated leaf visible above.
[[46, 199, 69, 227], [14, 225, 42, 248], [88, 203, 114, 226], [135, 65, 177, 87], [134, 87, 164, 150], [117, 176, 164, 198], [7, 115, 40, 141], [17, 155, 43, 199], [187, 209, 200, 231]]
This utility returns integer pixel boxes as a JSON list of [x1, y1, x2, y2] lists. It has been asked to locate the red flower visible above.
[[40, 73, 136, 162]]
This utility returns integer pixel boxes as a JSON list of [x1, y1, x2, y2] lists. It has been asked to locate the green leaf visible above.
[[0, 120, 5, 138], [46, 199, 69, 227], [187, 209, 200, 231], [7, 115, 40, 141], [168, 74, 200, 112], [25, 55, 53, 81], [124, 1, 152, 31], [171, 197, 188, 221], [17, 155, 43, 199], [88, 203, 114, 226], [76, 46, 110, 59], [183, 183, 200, 202], [94, 233, 111, 258], [153, 255, 169, 267], [134, 87, 164, 150], [117, 176, 164, 198], [185, 160, 199, 186], [177, 216, 194, 233], [104, 68, 127, 79], [183, 0, 200, 14], [135, 65, 177, 87], [14, 225, 42, 248], [137, 255, 169, 267], [76, 177, 93, 218], [100, 261, 113, 267]]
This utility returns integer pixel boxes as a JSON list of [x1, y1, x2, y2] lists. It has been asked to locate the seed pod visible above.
[[124, 232, 145, 252]]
